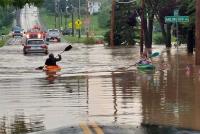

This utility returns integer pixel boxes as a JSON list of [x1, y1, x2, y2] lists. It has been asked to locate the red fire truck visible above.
[[25, 25, 46, 39]]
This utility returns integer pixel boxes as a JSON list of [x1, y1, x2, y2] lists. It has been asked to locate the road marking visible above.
[[80, 122, 93, 134], [89, 122, 104, 134]]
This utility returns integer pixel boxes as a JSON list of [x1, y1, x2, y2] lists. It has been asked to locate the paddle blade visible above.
[[150, 52, 159, 58], [35, 66, 44, 70], [64, 45, 72, 51]]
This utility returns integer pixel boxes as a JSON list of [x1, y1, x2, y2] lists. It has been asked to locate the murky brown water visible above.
[[0, 39, 200, 133]]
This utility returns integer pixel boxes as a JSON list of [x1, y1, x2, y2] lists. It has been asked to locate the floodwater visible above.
[[0, 38, 200, 133]]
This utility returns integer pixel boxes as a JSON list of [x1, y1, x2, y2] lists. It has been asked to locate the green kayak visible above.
[[137, 64, 155, 70]]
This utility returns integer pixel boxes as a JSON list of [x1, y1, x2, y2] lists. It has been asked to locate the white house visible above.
[[88, 0, 101, 15]]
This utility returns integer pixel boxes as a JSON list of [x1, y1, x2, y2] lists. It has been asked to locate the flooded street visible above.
[[0, 40, 200, 133], [0, 5, 200, 134]]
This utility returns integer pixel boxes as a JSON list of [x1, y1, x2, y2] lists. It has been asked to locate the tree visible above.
[[0, 0, 44, 8], [140, 0, 177, 48], [179, 0, 195, 54]]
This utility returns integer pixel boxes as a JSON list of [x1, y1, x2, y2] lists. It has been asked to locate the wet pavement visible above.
[[0, 38, 200, 134]]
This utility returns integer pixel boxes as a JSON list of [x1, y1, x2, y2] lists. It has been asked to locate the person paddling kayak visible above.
[[136, 52, 152, 65], [35, 45, 72, 70], [45, 53, 62, 66]]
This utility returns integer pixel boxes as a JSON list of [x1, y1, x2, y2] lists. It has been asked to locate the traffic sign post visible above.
[[75, 19, 82, 38], [75, 19, 82, 30], [165, 13, 189, 51]]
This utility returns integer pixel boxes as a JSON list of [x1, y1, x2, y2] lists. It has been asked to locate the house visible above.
[[88, 0, 101, 15]]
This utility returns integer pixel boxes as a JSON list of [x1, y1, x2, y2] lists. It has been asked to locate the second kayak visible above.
[[137, 64, 155, 70]]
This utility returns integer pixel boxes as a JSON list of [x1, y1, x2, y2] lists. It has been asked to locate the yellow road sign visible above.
[[75, 19, 82, 29], [68, 21, 72, 28]]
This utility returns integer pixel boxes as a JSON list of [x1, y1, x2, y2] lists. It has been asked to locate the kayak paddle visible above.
[[58, 44, 72, 55], [35, 45, 72, 70], [149, 52, 159, 58]]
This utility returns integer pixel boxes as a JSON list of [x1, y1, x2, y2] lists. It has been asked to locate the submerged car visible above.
[[46, 29, 61, 42], [23, 39, 48, 55]]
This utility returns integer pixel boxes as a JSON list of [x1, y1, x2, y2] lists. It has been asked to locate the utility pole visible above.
[[65, 6, 68, 29], [71, 3, 75, 36], [110, 0, 115, 47], [78, 0, 81, 38], [65, 0, 69, 29], [195, 0, 200, 65], [58, 0, 61, 30], [54, 0, 57, 28], [86, 0, 89, 38], [140, 0, 144, 54]]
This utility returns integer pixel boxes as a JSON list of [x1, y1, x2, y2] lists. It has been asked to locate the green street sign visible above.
[[178, 16, 189, 22], [165, 16, 177, 23], [165, 16, 189, 23]]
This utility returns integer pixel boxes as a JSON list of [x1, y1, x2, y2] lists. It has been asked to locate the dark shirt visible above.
[[45, 55, 61, 66]]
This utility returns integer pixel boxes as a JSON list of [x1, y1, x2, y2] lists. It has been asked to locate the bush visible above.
[[0, 38, 7, 47], [153, 32, 165, 44], [84, 37, 96, 45], [0, 26, 10, 35]]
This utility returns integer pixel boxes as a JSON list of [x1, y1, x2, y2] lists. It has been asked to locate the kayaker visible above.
[[137, 53, 151, 65], [45, 53, 62, 66]]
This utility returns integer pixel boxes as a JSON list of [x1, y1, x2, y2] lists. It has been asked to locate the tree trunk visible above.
[[142, 13, 154, 50], [187, 27, 194, 54], [196, 0, 200, 65], [159, 22, 168, 47], [143, 16, 148, 48], [166, 23, 172, 48], [156, 15, 172, 48], [147, 13, 154, 48]]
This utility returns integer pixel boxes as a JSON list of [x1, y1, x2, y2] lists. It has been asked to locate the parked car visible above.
[[23, 38, 48, 55], [46, 29, 61, 42], [62, 28, 72, 35]]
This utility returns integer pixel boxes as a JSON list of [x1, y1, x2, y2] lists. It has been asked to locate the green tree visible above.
[[0, 0, 44, 8], [179, 0, 195, 54]]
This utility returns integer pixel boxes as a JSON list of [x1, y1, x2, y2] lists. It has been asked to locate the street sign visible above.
[[165, 16, 189, 23], [165, 16, 177, 23], [68, 21, 72, 28], [75, 19, 82, 29], [177, 16, 189, 22]]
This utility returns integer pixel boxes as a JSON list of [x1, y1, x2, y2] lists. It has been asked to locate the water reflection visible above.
[[0, 113, 45, 134]]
